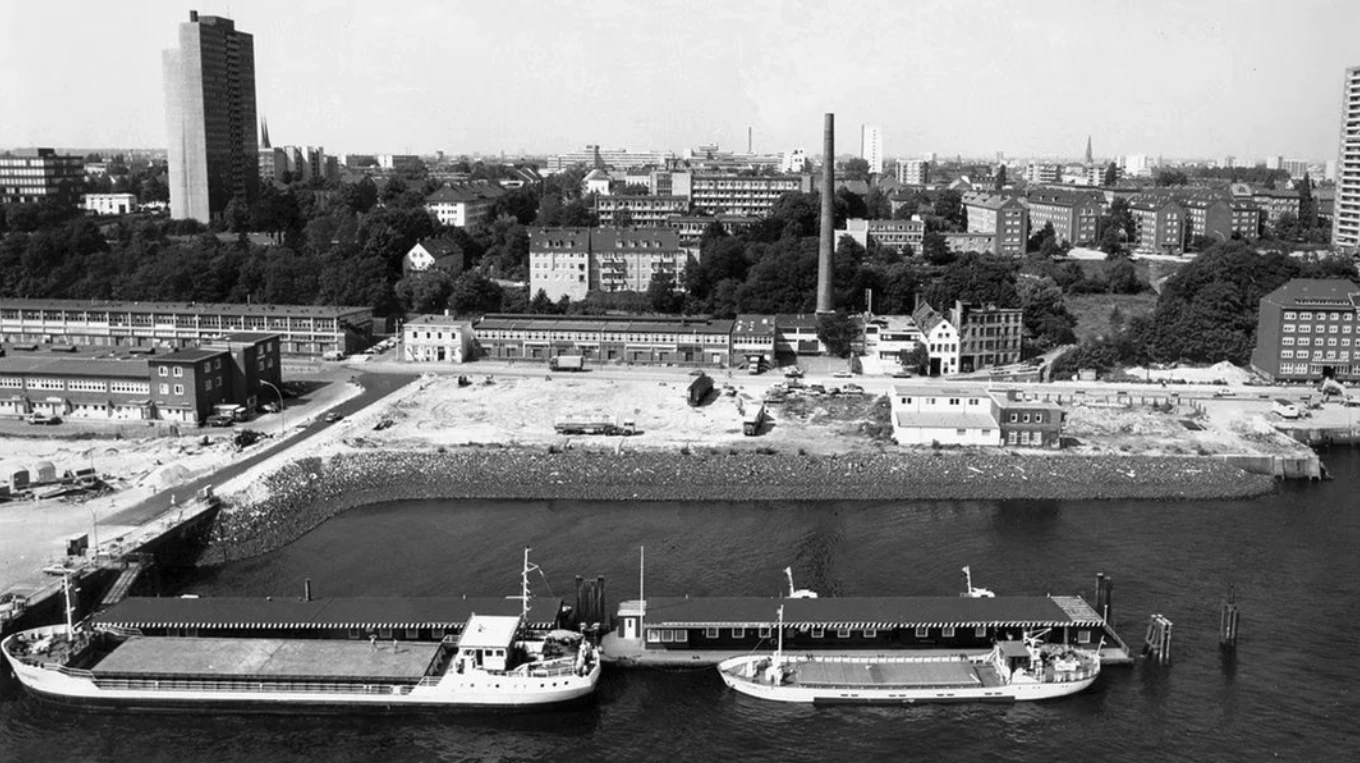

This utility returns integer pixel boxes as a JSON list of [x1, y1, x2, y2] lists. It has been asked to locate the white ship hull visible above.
[[4, 625, 600, 713], [718, 648, 1099, 706]]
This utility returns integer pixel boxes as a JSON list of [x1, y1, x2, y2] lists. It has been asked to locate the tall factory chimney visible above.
[[748, 126, 753, 154], [816, 113, 835, 314]]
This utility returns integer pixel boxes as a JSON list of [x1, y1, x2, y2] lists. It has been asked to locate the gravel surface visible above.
[[201, 445, 1279, 565]]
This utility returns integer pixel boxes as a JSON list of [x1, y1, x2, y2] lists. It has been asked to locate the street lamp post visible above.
[[87, 504, 99, 557], [259, 379, 285, 436]]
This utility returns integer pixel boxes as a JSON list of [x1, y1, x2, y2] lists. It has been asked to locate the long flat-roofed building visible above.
[[1250, 278, 1360, 383], [0, 148, 85, 207], [0, 299, 372, 357], [474, 314, 733, 366], [594, 195, 689, 226], [672, 172, 814, 217], [890, 383, 1063, 448]]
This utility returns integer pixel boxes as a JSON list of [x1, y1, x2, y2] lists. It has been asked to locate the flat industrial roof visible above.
[[456, 615, 520, 649], [0, 356, 148, 379], [92, 637, 439, 682], [0, 299, 371, 318], [894, 411, 999, 430], [639, 596, 1094, 629]]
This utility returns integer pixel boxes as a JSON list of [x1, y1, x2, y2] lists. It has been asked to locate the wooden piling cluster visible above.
[[1219, 586, 1239, 650], [573, 575, 608, 631], [1094, 572, 1114, 623], [1143, 614, 1173, 663]]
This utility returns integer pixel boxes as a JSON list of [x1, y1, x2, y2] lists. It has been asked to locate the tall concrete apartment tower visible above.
[[860, 124, 883, 175], [1334, 65, 1360, 250], [163, 11, 259, 223]]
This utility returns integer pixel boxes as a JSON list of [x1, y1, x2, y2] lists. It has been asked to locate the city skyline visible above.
[[2, 0, 1358, 162]]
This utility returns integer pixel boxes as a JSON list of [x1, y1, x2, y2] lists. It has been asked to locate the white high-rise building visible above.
[[861, 124, 883, 175], [163, 11, 258, 223], [897, 159, 930, 185], [1334, 65, 1360, 249], [781, 148, 809, 173]]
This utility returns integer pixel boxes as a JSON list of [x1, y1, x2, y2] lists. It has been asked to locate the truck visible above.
[[213, 403, 248, 422], [1272, 398, 1300, 419], [687, 373, 714, 406], [549, 355, 585, 372], [742, 402, 766, 436], [554, 418, 637, 436]]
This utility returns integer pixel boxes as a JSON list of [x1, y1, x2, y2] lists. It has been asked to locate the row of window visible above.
[[1282, 336, 1354, 346], [1283, 311, 1355, 322], [1282, 324, 1353, 334], [1006, 411, 1049, 423], [653, 625, 1096, 642], [1281, 350, 1351, 361]]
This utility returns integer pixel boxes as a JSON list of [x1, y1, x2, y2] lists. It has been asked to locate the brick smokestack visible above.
[[816, 112, 835, 314]]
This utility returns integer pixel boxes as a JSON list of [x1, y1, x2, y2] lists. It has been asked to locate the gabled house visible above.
[[403, 238, 465, 278]]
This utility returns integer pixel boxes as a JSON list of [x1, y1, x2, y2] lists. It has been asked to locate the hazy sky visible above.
[[3, 0, 1357, 162]]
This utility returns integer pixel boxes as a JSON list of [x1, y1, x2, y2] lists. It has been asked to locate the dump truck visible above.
[[554, 418, 637, 436], [742, 402, 766, 436], [549, 355, 585, 372], [687, 373, 714, 406]]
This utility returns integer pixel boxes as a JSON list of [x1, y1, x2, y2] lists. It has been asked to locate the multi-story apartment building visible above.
[[666, 215, 756, 246], [1250, 187, 1302, 226], [0, 299, 372, 357], [773, 314, 823, 355], [149, 348, 233, 424], [1250, 279, 1360, 383], [896, 159, 930, 186], [0, 148, 84, 207], [1178, 196, 1263, 242], [942, 231, 996, 254], [595, 195, 689, 226], [548, 145, 671, 172], [962, 192, 1029, 255], [1337, 65, 1360, 249], [671, 172, 814, 217], [163, 12, 259, 223], [861, 125, 883, 175], [528, 228, 687, 301], [423, 184, 503, 228], [1024, 164, 1060, 184], [863, 316, 924, 363], [1024, 188, 1103, 246], [401, 314, 474, 363], [1127, 197, 1185, 254], [82, 193, 138, 216], [474, 314, 733, 366], [889, 384, 1063, 448], [731, 314, 777, 368], [843, 218, 926, 253], [950, 301, 1024, 373]]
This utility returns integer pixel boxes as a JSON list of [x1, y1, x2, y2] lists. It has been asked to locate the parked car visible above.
[[261, 401, 281, 413], [784, 368, 804, 378], [205, 414, 235, 427], [832, 370, 853, 378], [843, 383, 865, 395], [324, 411, 343, 423], [27, 413, 59, 425]]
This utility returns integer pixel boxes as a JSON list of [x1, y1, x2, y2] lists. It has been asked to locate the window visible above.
[[173, 366, 183, 378], [173, 384, 183, 395], [837, 628, 851, 639], [159, 383, 169, 395], [1009, 412, 1018, 422], [660, 630, 673, 643], [158, 366, 168, 377], [975, 626, 987, 638], [956, 429, 966, 436], [731, 628, 745, 639], [647, 630, 661, 643], [812, 627, 825, 639], [758, 626, 771, 638], [705, 627, 719, 639], [943, 626, 956, 638], [674, 629, 688, 643], [863, 629, 877, 639], [915, 626, 929, 638], [1078, 631, 1092, 644], [204, 379, 212, 391]]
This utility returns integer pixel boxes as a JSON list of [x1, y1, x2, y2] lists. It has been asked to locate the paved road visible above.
[[101, 371, 415, 527]]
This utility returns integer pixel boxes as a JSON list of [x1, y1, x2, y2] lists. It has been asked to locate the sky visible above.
[[2, 0, 1358, 162]]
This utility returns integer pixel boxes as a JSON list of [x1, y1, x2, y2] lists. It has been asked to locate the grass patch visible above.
[[1066, 292, 1159, 342]]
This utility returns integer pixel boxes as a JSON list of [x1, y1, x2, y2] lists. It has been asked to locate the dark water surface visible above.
[[3, 451, 1358, 762]]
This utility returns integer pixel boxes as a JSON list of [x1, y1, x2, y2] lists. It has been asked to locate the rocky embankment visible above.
[[199, 445, 1278, 565]]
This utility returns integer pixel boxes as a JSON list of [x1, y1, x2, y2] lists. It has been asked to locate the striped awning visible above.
[[657, 619, 1078, 630]]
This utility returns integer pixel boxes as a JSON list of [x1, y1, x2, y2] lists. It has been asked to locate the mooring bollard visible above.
[[1219, 586, 1239, 650]]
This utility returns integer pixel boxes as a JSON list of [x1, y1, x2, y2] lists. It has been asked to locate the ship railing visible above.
[[90, 677, 407, 695], [55, 665, 95, 678], [776, 653, 971, 666]]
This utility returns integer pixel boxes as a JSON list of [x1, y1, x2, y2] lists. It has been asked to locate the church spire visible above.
[[261, 116, 271, 149], [1084, 135, 1093, 164]]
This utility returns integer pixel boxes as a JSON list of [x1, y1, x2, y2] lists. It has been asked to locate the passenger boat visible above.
[[0, 550, 601, 712], [717, 606, 1101, 705]]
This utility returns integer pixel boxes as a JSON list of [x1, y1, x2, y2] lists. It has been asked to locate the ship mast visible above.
[[519, 547, 540, 624]]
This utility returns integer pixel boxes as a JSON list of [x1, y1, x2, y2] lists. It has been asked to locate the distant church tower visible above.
[[1084, 135, 1093, 164], [261, 116, 271, 149]]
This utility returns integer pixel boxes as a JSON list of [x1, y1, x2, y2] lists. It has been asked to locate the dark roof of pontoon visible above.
[[640, 596, 1100, 628], [92, 596, 564, 630]]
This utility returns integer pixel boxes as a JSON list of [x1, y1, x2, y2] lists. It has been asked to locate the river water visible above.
[[2, 450, 1358, 762]]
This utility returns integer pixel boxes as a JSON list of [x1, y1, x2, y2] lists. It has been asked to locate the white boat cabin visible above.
[[455, 614, 520, 672]]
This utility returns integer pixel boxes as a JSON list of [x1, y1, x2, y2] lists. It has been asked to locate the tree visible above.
[[529, 288, 555, 314], [1298, 172, 1315, 231], [1154, 169, 1188, 186], [1105, 258, 1141, 294], [1102, 162, 1119, 187], [394, 269, 455, 314], [864, 187, 892, 220], [612, 207, 634, 228], [646, 270, 683, 313], [921, 231, 954, 265], [898, 344, 929, 373], [842, 158, 871, 181], [815, 312, 858, 357], [448, 271, 505, 315], [932, 190, 966, 231], [835, 187, 867, 220], [1027, 221, 1056, 253]]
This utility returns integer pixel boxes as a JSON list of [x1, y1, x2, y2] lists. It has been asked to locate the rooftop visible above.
[[154, 348, 227, 364], [0, 355, 148, 379], [456, 614, 521, 649], [894, 410, 999, 430], [406, 314, 473, 327], [639, 595, 1095, 628], [92, 596, 564, 630], [1262, 279, 1360, 307], [0, 299, 370, 318], [477, 313, 733, 335]]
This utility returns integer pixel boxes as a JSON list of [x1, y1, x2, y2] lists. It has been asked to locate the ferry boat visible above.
[[717, 606, 1101, 705], [1, 550, 601, 712]]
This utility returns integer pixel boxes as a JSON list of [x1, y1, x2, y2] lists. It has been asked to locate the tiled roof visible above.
[[0, 298, 369, 317], [1262, 279, 1360, 307], [0, 356, 148, 378]]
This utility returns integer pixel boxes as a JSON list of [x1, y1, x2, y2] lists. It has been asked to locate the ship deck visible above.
[[792, 659, 990, 689], [91, 637, 442, 683]]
